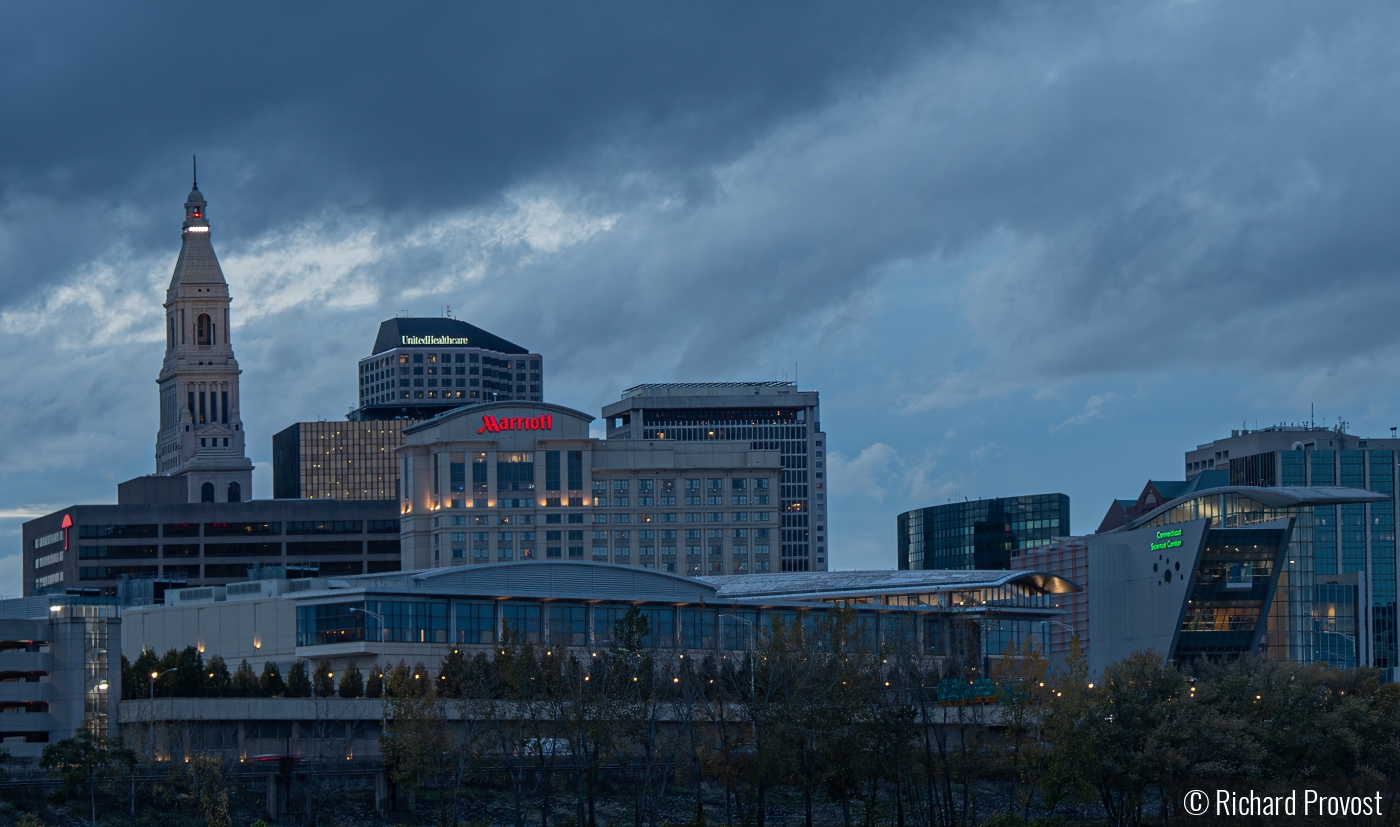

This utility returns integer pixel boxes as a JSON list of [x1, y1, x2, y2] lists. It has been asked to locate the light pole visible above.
[[349, 607, 385, 690], [149, 668, 176, 756], [1044, 619, 1076, 650]]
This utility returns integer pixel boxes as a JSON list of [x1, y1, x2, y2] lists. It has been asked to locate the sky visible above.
[[4, 1, 1400, 594]]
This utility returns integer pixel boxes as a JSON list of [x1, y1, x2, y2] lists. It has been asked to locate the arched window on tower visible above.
[[196, 313, 212, 346], [228, 481, 242, 503], [201, 482, 215, 503]]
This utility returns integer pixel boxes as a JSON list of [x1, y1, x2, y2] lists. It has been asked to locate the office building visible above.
[[898, 494, 1071, 571], [272, 420, 412, 500], [274, 317, 545, 501], [601, 383, 826, 572], [0, 598, 120, 762], [352, 317, 543, 421], [21, 476, 401, 597], [396, 400, 782, 576], [154, 179, 253, 503], [1181, 424, 1400, 668]]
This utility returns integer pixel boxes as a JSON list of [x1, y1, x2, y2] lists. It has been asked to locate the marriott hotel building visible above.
[[399, 401, 784, 576]]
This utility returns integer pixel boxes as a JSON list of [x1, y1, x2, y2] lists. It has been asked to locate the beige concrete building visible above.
[[397, 401, 782, 576]]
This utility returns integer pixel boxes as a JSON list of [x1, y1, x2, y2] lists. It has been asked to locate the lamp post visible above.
[[349, 607, 385, 689], [149, 668, 176, 755], [1044, 619, 1076, 650]]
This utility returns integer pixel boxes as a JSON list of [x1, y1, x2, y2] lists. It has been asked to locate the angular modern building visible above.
[[602, 383, 826, 572], [1182, 424, 1400, 668], [1028, 483, 1388, 675], [898, 494, 1070, 571]]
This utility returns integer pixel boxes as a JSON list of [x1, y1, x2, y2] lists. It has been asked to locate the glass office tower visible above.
[[898, 494, 1070, 571], [1188, 425, 1398, 668]]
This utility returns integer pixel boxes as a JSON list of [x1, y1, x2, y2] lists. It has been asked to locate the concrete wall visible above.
[[1085, 518, 1210, 677], [122, 597, 296, 668]]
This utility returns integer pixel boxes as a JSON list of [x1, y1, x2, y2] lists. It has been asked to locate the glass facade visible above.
[[1174, 528, 1286, 660], [1313, 582, 1359, 668], [293, 593, 1060, 677], [273, 420, 416, 500], [898, 494, 1070, 571]]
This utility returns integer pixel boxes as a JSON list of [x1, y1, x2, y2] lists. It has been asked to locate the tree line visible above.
[[108, 608, 1400, 826]]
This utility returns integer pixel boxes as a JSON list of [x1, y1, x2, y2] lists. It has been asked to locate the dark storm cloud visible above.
[[4, 0, 1400, 576], [0, 1, 982, 302]]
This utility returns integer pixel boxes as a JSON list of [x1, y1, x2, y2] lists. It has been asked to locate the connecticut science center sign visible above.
[[402, 335, 470, 345]]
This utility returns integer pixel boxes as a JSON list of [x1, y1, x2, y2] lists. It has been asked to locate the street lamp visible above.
[[1044, 620, 1075, 649], [150, 668, 176, 701], [349, 607, 385, 687], [149, 668, 176, 751]]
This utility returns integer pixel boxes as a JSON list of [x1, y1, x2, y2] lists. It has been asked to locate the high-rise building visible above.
[[272, 420, 411, 500], [898, 494, 1071, 571], [1179, 423, 1400, 668], [601, 383, 826, 572], [351, 317, 543, 421], [154, 179, 253, 503], [397, 401, 782, 576], [274, 318, 544, 501]]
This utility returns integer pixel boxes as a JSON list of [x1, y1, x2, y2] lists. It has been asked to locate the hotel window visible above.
[[497, 452, 535, 492], [545, 451, 561, 491]]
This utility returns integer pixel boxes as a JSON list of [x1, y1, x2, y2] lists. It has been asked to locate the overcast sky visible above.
[[3, 2, 1400, 593]]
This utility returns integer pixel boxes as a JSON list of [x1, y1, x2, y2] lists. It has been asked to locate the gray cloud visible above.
[[3, 1, 1400, 582]]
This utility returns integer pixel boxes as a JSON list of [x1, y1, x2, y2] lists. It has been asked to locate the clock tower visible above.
[[154, 169, 254, 503]]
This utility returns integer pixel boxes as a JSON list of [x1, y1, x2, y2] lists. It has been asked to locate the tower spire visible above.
[[192, 155, 198, 189]]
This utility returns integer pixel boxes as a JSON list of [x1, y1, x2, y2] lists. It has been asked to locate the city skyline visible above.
[[6, 3, 1400, 596]]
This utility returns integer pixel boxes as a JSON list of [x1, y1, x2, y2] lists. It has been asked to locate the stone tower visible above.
[[154, 172, 254, 503]]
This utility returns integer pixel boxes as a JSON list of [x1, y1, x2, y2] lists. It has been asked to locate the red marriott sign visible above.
[[478, 414, 554, 435]]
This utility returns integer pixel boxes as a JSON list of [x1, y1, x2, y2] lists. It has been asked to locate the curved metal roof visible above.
[[334, 560, 717, 602], [1116, 485, 1389, 532], [324, 563, 1078, 605], [701, 569, 1081, 600]]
